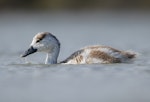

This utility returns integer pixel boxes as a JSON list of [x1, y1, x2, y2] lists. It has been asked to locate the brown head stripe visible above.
[[35, 32, 60, 46], [36, 32, 48, 41]]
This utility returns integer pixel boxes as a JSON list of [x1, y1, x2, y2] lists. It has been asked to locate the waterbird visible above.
[[21, 32, 137, 64]]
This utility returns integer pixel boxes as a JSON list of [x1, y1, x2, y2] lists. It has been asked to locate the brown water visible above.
[[0, 10, 150, 102]]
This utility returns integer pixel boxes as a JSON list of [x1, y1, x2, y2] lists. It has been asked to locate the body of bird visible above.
[[21, 32, 137, 64]]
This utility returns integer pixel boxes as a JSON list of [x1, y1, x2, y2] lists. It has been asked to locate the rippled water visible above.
[[0, 11, 150, 102]]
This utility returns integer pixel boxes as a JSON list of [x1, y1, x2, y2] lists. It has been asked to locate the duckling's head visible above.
[[21, 32, 60, 57]]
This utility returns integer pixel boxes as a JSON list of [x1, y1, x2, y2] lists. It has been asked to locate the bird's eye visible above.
[[36, 39, 41, 43]]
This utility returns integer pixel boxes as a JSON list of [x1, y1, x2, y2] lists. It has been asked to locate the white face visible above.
[[22, 32, 60, 57], [31, 34, 55, 53]]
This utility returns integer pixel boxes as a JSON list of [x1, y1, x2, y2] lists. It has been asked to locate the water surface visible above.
[[0, 11, 150, 102]]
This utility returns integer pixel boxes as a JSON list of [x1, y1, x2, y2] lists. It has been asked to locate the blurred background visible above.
[[0, 0, 150, 61], [1, 1, 150, 102], [0, 0, 150, 10]]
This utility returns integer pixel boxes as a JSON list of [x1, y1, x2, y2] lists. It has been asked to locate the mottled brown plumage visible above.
[[89, 50, 121, 63], [22, 32, 137, 64]]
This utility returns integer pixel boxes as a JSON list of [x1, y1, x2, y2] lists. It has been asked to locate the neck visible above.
[[45, 47, 60, 64], [45, 53, 57, 64]]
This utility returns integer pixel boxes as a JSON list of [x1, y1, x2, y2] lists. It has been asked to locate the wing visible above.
[[60, 49, 84, 63]]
